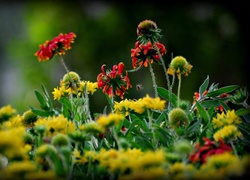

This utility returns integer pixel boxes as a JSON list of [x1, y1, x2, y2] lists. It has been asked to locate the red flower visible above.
[[131, 41, 167, 69], [97, 62, 132, 99], [189, 137, 232, 164], [35, 32, 76, 61], [193, 90, 228, 112]]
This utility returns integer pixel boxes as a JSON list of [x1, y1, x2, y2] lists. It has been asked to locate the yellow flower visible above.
[[0, 105, 17, 123], [96, 113, 125, 129], [212, 110, 242, 129], [5, 160, 36, 175], [0, 127, 26, 159], [141, 94, 166, 111], [52, 87, 63, 100], [198, 153, 244, 178], [79, 81, 98, 95], [3, 114, 24, 129], [113, 99, 133, 115], [35, 115, 76, 137], [213, 125, 243, 142]]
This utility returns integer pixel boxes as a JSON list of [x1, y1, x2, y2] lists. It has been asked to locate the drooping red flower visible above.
[[97, 62, 132, 99], [131, 41, 167, 69], [35, 32, 76, 61], [189, 137, 232, 164]]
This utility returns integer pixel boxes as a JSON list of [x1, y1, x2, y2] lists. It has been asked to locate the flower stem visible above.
[[230, 140, 239, 159], [148, 61, 158, 98], [60, 56, 70, 74], [154, 44, 171, 91], [177, 75, 182, 107], [147, 109, 157, 150]]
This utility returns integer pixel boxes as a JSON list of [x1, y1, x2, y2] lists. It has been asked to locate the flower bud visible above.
[[168, 108, 188, 128], [51, 133, 70, 147], [62, 71, 80, 89], [23, 110, 38, 126]]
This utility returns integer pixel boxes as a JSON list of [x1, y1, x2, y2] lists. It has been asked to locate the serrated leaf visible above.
[[157, 87, 178, 107], [199, 75, 209, 97], [206, 85, 239, 97]]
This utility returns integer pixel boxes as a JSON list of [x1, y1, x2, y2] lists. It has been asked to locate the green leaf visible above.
[[236, 108, 250, 116], [206, 85, 239, 97], [186, 119, 202, 133], [155, 110, 168, 125], [41, 84, 53, 109], [59, 97, 72, 110], [125, 118, 141, 136], [157, 87, 178, 107], [200, 99, 221, 108], [153, 124, 173, 146], [199, 75, 209, 97], [30, 107, 55, 117], [34, 90, 49, 110], [195, 101, 210, 124]]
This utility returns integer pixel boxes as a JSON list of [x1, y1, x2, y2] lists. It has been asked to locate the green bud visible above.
[[168, 108, 188, 128], [51, 133, 70, 147], [23, 110, 38, 126]]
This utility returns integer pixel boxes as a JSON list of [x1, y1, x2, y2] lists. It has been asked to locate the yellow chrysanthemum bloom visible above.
[[129, 94, 166, 114], [119, 166, 169, 180], [3, 114, 24, 129], [213, 125, 243, 142], [72, 150, 88, 164], [198, 153, 244, 178], [132, 149, 165, 170], [0, 105, 17, 124], [167, 56, 193, 79], [0, 127, 26, 159], [130, 98, 145, 114], [79, 81, 98, 95], [141, 94, 166, 111], [96, 113, 125, 129], [168, 162, 196, 179], [212, 110, 242, 129], [5, 160, 36, 176], [52, 86, 63, 100], [35, 115, 76, 137], [113, 99, 134, 115]]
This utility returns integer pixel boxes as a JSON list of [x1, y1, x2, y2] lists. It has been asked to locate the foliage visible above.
[[1, 19, 250, 180]]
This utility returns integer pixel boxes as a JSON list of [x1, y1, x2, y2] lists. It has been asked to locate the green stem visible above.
[[230, 140, 239, 159], [84, 85, 92, 122], [154, 44, 171, 91], [177, 74, 182, 107], [147, 109, 157, 150], [148, 61, 158, 98], [69, 143, 79, 180]]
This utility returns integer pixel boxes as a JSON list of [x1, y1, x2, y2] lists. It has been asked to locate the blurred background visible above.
[[0, 0, 249, 114]]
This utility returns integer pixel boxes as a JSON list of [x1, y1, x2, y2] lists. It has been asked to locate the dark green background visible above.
[[0, 1, 249, 114]]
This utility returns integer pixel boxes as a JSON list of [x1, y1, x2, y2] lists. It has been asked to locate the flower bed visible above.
[[0, 19, 250, 180]]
